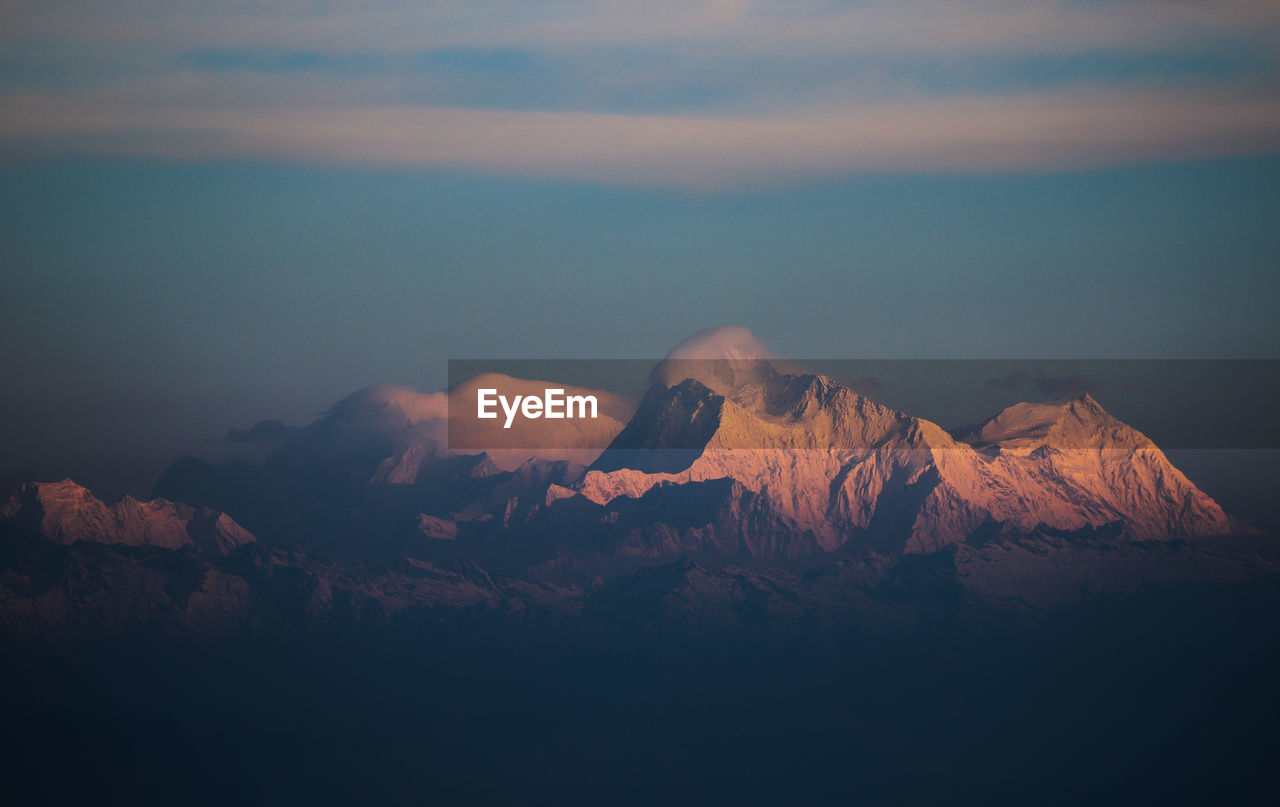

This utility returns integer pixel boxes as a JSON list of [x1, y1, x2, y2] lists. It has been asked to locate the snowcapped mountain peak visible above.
[[1, 478, 255, 556], [571, 366, 1233, 555], [150, 339, 1239, 565], [965, 394, 1153, 452]]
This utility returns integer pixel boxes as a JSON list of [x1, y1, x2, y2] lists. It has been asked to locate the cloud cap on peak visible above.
[[650, 326, 778, 394], [660, 326, 774, 362]]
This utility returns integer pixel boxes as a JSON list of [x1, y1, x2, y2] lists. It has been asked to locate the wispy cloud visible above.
[[7, 1, 1278, 58], [5, 83, 1280, 188], [2, 1, 1279, 187]]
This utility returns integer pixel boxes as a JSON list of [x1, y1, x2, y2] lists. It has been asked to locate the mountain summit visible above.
[[965, 394, 1155, 452], [153, 328, 1238, 562], [568, 359, 1232, 557], [1, 477, 254, 556]]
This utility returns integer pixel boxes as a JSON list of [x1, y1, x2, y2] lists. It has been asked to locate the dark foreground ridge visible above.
[[4, 514, 1280, 804], [6, 571, 1280, 804], [3, 511, 1277, 639]]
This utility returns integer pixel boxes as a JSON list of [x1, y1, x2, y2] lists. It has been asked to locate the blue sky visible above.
[[1, 1, 1279, 494]]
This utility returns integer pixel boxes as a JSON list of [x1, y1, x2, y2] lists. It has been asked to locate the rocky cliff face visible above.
[[0, 328, 1263, 638], [149, 328, 1242, 566], [1, 477, 255, 556], [563, 365, 1233, 557], [1, 515, 1270, 639]]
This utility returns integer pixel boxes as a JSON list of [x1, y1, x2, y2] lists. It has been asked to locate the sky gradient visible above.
[[1, 1, 1279, 498]]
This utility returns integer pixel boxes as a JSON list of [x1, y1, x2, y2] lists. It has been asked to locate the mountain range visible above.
[[0, 327, 1267, 637]]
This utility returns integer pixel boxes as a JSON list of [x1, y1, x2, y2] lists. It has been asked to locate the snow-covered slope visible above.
[[951, 394, 1232, 542], [561, 333, 1233, 557], [153, 327, 1240, 562], [1, 478, 255, 556], [963, 394, 1151, 451]]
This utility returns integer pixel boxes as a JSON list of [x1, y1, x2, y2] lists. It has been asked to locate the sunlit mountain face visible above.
[[5, 0, 1280, 801], [0, 343, 1265, 636]]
